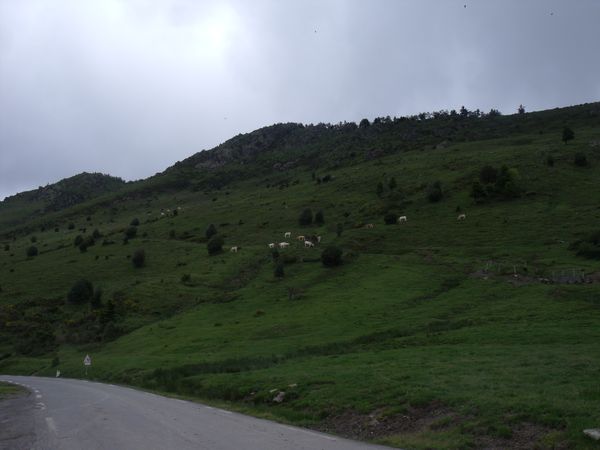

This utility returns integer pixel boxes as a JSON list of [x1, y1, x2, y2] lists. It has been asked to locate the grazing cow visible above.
[[457, 213, 466, 221], [365, 223, 374, 229], [297, 235, 305, 241], [230, 246, 239, 253], [304, 240, 314, 248], [398, 216, 407, 223], [279, 242, 290, 248], [160, 212, 165, 217], [268, 243, 276, 249], [284, 232, 291, 238]]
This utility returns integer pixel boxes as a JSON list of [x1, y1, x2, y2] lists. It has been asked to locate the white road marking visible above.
[[36, 402, 46, 410], [36, 394, 42, 399], [46, 417, 58, 433]]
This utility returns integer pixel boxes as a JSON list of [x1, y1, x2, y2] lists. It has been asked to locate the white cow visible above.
[[230, 246, 239, 253], [365, 223, 374, 229], [317, 235, 322, 243], [457, 213, 466, 221], [304, 240, 314, 248], [279, 242, 290, 248], [284, 232, 291, 238], [297, 235, 305, 241], [398, 216, 407, 223], [268, 243, 276, 249]]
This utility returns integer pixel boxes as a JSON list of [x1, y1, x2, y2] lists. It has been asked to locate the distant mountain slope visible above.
[[0, 172, 126, 229]]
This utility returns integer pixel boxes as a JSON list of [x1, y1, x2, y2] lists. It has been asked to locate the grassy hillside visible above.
[[1, 103, 600, 448]]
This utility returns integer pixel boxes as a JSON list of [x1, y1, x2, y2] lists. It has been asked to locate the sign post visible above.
[[83, 354, 91, 376]]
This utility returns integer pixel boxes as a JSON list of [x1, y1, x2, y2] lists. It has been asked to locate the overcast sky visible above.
[[1, 0, 599, 200]]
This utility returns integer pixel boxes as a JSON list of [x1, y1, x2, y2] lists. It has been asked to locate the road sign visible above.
[[84, 355, 92, 366]]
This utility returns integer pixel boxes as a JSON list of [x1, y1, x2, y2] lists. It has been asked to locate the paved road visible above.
[[0, 376, 393, 450]]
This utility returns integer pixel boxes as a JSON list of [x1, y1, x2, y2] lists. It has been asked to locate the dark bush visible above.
[[384, 212, 398, 224], [479, 165, 498, 184], [321, 246, 343, 267], [91, 287, 103, 309], [206, 224, 217, 240], [570, 231, 600, 259], [92, 229, 102, 239], [274, 262, 284, 278], [389, 177, 397, 190], [26, 246, 38, 257], [124, 226, 137, 239], [298, 208, 313, 226], [130, 218, 140, 226], [562, 126, 575, 144], [169, 229, 176, 239], [30, 235, 37, 243], [546, 155, 554, 167], [470, 181, 487, 202], [74, 235, 84, 246], [574, 153, 587, 167], [315, 210, 325, 225], [132, 249, 146, 268], [181, 274, 191, 283], [67, 279, 94, 304], [427, 181, 443, 202], [207, 235, 224, 255], [68, 223, 75, 230]]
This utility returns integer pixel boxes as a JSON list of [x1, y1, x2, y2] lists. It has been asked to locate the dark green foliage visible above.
[[298, 208, 313, 226], [321, 246, 343, 267], [570, 231, 600, 259], [132, 249, 146, 268], [206, 224, 217, 240], [359, 118, 370, 128], [91, 287, 103, 309], [51, 355, 60, 367], [74, 235, 84, 246], [388, 177, 397, 190], [169, 229, 176, 239], [102, 322, 120, 341], [315, 210, 325, 225], [518, 104, 525, 114], [574, 152, 587, 167], [562, 126, 574, 144], [68, 223, 75, 230], [26, 246, 38, 257], [130, 218, 140, 226], [4, 244, 9, 251], [479, 165, 498, 184], [67, 279, 94, 304], [30, 235, 37, 243], [470, 181, 487, 202], [271, 249, 280, 261], [384, 212, 398, 224], [181, 274, 191, 283], [376, 182, 384, 197], [426, 181, 443, 202], [336, 223, 343, 238], [124, 226, 137, 239], [92, 229, 102, 239], [546, 155, 554, 167], [100, 299, 116, 325], [207, 234, 224, 255], [274, 262, 284, 278]]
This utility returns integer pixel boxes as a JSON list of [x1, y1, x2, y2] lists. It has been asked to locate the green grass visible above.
[[1, 102, 600, 448], [0, 381, 25, 398]]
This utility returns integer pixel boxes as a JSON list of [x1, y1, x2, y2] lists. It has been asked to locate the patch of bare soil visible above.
[[475, 422, 568, 450], [315, 401, 458, 441]]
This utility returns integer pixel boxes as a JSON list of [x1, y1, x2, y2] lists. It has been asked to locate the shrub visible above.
[[315, 210, 325, 225], [91, 287, 103, 309], [124, 226, 137, 239], [206, 224, 217, 240], [384, 212, 398, 224], [30, 235, 37, 243], [298, 208, 313, 226], [207, 234, 224, 255], [388, 177, 397, 190], [562, 126, 575, 144], [92, 229, 102, 239], [68, 223, 75, 230], [546, 155, 554, 167], [574, 153, 587, 167], [427, 181, 443, 202], [26, 246, 38, 257], [67, 279, 94, 304], [470, 181, 487, 202], [130, 218, 140, 226], [132, 249, 146, 268], [74, 235, 84, 246], [274, 262, 284, 278], [321, 246, 343, 267], [479, 165, 498, 184]]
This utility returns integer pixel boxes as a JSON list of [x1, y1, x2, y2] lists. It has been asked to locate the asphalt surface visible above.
[[0, 376, 393, 450]]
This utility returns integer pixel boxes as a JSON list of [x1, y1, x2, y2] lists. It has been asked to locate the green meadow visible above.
[[1, 103, 600, 448]]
